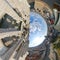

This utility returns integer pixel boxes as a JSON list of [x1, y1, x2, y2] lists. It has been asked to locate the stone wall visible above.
[[7, 0, 30, 24], [0, 0, 29, 60]]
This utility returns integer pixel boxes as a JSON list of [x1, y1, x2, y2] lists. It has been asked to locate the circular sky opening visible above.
[[29, 12, 48, 48]]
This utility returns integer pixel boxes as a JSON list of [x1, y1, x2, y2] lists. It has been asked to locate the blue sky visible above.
[[29, 12, 48, 47]]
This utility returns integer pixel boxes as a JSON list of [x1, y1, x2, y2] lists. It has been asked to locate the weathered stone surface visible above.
[[0, 0, 29, 60], [34, 0, 52, 18], [6, 0, 30, 24], [0, 0, 22, 23]]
